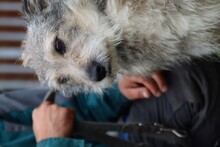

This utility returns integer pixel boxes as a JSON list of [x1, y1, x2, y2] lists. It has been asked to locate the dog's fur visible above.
[[21, 0, 220, 95]]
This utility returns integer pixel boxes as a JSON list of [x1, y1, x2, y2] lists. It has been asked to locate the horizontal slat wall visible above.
[[0, 0, 42, 90], [0, 26, 26, 32]]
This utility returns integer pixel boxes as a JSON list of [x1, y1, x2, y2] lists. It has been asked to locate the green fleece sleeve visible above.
[[61, 83, 130, 122], [37, 138, 92, 147]]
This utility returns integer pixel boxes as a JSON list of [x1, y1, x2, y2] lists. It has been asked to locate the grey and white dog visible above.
[[21, 0, 220, 95]]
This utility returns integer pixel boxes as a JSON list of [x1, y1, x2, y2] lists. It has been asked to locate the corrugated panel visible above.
[[0, 18, 26, 26], [0, 1, 42, 90], [0, 48, 22, 59], [0, 32, 25, 41]]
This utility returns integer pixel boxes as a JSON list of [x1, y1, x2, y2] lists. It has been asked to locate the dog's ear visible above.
[[22, 0, 49, 20], [94, 0, 107, 12]]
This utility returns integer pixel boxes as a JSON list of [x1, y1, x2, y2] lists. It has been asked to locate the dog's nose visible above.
[[87, 61, 107, 82]]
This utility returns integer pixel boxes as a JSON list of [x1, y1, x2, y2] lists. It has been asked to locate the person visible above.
[[0, 72, 166, 147], [32, 72, 168, 144], [1, 56, 220, 147]]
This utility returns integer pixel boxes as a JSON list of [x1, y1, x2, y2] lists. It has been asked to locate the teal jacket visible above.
[[0, 84, 130, 147]]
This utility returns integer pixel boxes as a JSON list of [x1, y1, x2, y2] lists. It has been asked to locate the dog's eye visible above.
[[54, 37, 66, 55]]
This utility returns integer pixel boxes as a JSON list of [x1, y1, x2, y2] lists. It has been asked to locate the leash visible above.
[[74, 121, 190, 147], [43, 90, 190, 147]]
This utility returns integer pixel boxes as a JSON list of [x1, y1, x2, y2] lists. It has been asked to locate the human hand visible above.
[[118, 72, 168, 100], [32, 100, 75, 142]]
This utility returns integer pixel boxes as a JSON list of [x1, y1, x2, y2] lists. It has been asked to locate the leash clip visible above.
[[153, 122, 188, 138]]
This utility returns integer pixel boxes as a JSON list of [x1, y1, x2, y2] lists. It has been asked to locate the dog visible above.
[[21, 0, 220, 95]]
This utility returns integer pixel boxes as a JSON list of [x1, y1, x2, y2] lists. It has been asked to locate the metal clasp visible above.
[[153, 122, 188, 138]]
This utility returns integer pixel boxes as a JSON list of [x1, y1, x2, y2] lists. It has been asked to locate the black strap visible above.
[[74, 121, 190, 147], [74, 122, 152, 147], [74, 132, 147, 147]]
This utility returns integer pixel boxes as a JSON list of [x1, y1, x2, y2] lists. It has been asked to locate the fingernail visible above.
[[162, 86, 168, 93], [156, 91, 161, 97], [143, 91, 149, 98]]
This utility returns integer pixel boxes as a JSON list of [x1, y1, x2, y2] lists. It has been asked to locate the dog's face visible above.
[[22, 0, 121, 95]]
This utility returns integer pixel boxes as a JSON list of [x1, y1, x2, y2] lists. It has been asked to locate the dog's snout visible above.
[[87, 61, 106, 82]]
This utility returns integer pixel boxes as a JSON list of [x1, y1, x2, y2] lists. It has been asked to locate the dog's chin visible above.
[[59, 85, 106, 97], [58, 77, 115, 97], [59, 86, 95, 97]]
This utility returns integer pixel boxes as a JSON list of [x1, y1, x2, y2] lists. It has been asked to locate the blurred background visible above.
[[0, 0, 42, 91]]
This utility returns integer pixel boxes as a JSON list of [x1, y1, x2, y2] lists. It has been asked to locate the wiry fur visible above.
[[21, 0, 220, 95]]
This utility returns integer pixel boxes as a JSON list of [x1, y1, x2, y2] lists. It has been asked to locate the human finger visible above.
[[128, 87, 151, 99], [151, 72, 168, 93], [124, 76, 162, 97], [140, 77, 162, 97], [43, 90, 56, 104]]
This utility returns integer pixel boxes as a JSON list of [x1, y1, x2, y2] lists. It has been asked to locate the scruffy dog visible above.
[[21, 0, 220, 95]]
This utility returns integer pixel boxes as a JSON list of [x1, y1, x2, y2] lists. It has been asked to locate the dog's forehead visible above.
[[26, 5, 67, 45], [36, 8, 62, 27]]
